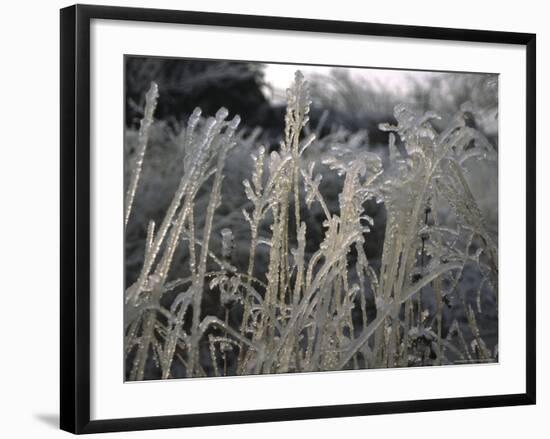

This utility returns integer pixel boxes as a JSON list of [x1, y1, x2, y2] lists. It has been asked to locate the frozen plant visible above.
[[124, 71, 498, 380]]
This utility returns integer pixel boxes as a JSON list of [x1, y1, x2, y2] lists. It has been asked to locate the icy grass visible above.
[[124, 72, 498, 380]]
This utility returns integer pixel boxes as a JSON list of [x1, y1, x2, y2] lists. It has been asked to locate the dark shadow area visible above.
[[34, 413, 59, 430]]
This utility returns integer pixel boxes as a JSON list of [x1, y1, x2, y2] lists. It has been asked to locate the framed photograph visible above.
[[60, 4, 536, 434]]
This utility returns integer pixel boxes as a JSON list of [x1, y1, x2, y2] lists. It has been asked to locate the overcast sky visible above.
[[262, 63, 437, 103]]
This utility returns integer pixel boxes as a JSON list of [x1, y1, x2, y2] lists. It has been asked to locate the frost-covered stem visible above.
[[124, 221, 155, 326], [338, 301, 392, 369], [399, 298, 413, 367], [302, 169, 332, 220], [130, 309, 156, 381], [131, 275, 179, 379], [434, 277, 443, 365], [237, 222, 258, 364], [339, 261, 462, 368], [448, 233, 475, 297], [417, 204, 431, 327], [285, 71, 309, 241], [161, 314, 185, 379], [374, 221, 400, 364], [188, 136, 233, 377], [395, 172, 432, 303], [125, 317, 140, 355], [391, 141, 456, 321], [125, 109, 217, 307], [144, 220, 155, 257], [188, 209, 197, 280], [259, 202, 284, 368], [125, 166, 193, 308], [223, 309, 229, 376], [155, 194, 195, 284], [278, 177, 292, 309], [291, 141, 302, 293], [355, 243, 370, 328], [335, 262, 351, 361], [465, 305, 490, 360], [125, 175, 190, 305], [387, 320, 398, 367], [448, 232, 491, 359], [382, 224, 401, 301], [281, 70, 309, 312], [160, 294, 193, 379], [271, 234, 361, 362], [333, 265, 343, 327], [125, 82, 158, 228], [431, 196, 444, 365], [293, 163, 301, 242], [254, 155, 295, 370], [161, 332, 178, 379], [208, 336, 220, 377], [179, 227, 235, 273], [245, 225, 259, 289], [276, 222, 307, 373], [402, 262, 462, 302], [239, 146, 269, 351], [239, 193, 278, 373], [199, 316, 263, 352], [308, 280, 332, 371], [293, 223, 306, 308], [449, 158, 498, 288]]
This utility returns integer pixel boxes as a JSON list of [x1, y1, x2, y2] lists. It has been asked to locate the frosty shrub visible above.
[[124, 71, 498, 380]]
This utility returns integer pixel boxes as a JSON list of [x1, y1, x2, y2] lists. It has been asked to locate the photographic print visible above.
[[123, 56, 499, 381]]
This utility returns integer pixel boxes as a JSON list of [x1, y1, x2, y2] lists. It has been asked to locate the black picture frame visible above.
[[60, 4, 536, 434]]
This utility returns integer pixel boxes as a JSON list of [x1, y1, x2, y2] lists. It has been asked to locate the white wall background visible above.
[[0, 0, 545, 437]]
